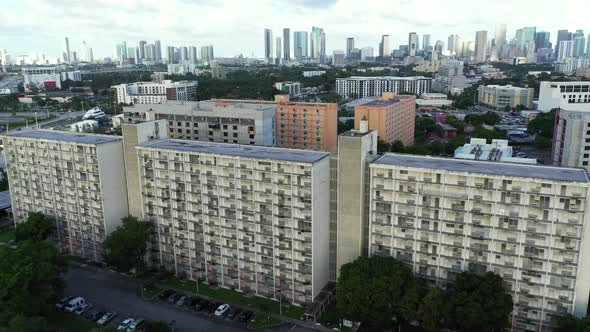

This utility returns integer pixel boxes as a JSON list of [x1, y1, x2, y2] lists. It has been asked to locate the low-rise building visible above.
[[454, 138, 537, 164], [22, 66, 81, 92], [135, 139, 331, 305], [112, 80, 198, 105], [354, 93, 416, 145], [416, 93, 453, 108], [336, 76, 432, 99], [2, 130, 129, 260], [274, 81, 302, 97], [478, 85, 534, 110], [368, 153, 590, 331], [302, 70, 326, 77], [437, 122, 457, 139], [70, 120, 99, 132], [414, 60, 447, 73]]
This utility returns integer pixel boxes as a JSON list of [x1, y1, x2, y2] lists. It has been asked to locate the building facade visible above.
[[354, 93, 416, 145], [274, 82, 302, 97], [22, 66, 81, 92], [112, 80, 198, 105], [368, 153, 590, 331], [551, 108, 590, 172], [2, 130, 129, 261], [478, 85, 534, 110], [538, 81, 590, 112], [336, 76, 432, 99], [135, 139, 331, 305]]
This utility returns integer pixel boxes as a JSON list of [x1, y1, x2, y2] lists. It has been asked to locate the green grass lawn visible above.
[[142, 283, 162, 300], [48, 311, 107, 332], [247, 314, 282, 329], [0, 228, 15, 243], [161, 277, 304, 320]]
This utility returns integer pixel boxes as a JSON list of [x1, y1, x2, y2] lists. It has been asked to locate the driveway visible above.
[[64, 264, 312, 332]]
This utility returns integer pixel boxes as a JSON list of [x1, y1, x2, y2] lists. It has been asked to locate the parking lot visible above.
[[64, 264, 313, 332]]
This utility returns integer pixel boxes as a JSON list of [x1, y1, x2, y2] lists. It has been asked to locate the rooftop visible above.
[[124, 101, 276, 115], [372, 153, 589, 183], [338, 76, 431, 80], [360, 96, 414, 107], [484, 85, 531, 90], [2, 129, 121, 145], [139, 139, 330, 164], [340, 129, 376, 137]]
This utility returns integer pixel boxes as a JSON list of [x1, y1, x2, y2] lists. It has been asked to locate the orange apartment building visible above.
[[354, 93, 416, 145], [214, 95, 338, 152]]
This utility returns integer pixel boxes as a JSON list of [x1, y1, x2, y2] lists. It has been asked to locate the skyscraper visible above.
[[379, 35, 390, 58], [346, 37, 354, 59], [556, 29, 572, 59], [535, 31, 551, 51], [264, 29, 273, 61], [189, 46, 198, 64], [180, 46, 189, 63], [294, 31, 308, 60], [283, 28, 290, 61], [516, 27, 536, 53], [116, 41, 128, 61], [558, 40, 574, 61], [310, 26, 325, 61], [200, 45, 214, 65], [167, 46, 176, 64], [64, 37, 71, 64], [138, 40, 147, 61], [573, 35, 586, 57], [474, 30, 487, 63], [275, 37, 282, 64], [447, 34, 460, 55], [494, 24, 507, 58], [422, 34, 431, 51], [408, 32, 418, 56], [154, 40, 162, 61]]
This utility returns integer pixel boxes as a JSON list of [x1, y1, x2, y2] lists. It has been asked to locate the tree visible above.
[[418, 287, 445, 332], [444, 272, 513, 332], [445, 115, 465, 133], [533, 135, 552, 149], [0, 240, 65, 325], [390, 140, 404, 152], [337, 256, 424, 330], [337, 119, 355, 134], [143, 320, 172, 332], [557, 314, 590, 332], [14, 212, 53, 242], [377, 140, 391, 153], [103, 216, 150, 273], [528, 109, 556, 138], [0, 315, 49, 332], [415, 117, 437, 142]]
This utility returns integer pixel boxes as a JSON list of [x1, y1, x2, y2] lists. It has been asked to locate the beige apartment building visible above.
[[2, 130, 129, 261], [368, 153, 590, 331], [135, 139, 331, 305], [478, 85, 534, 110]]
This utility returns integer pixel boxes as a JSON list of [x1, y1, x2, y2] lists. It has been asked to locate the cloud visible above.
[[1, 0, 589, 59]]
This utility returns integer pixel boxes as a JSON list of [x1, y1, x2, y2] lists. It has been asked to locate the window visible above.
[[223, 125, 228, 129], [249, 134, 255, 139], [233, 125, 238, 130], [177, 122, 181, 126], [223, 132, 228, 137], [584, 162, 588, 166], [233, 133, 238, 137], [584, 154, 589, 158], [177, 129, 182, 133]]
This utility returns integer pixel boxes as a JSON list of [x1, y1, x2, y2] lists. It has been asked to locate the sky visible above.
[[1, 0, 590, 59]]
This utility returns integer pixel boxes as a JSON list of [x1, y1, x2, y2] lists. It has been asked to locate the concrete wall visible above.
[[311, 156, 331, 299], [96, 140, 129, 235]]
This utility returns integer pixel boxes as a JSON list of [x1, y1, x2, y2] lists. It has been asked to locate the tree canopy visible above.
[[528, 109, 556, 139], [15, 212, 53, 242], [103, 216, 150, 273], [557, 314, 590, 332]]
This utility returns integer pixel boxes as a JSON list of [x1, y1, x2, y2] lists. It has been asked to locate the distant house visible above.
[[437, 122, 457, 139]]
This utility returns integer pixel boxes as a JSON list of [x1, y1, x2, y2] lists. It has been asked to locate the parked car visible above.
[[215, 304, 230, 317], [208, 301, 220, 315], [239, 310, 254, 322], [158, 289, 174, 300], [64, 297, 86, 313], [86, 310, 104, 322], [117, 318, 135, 330], [126, 318, 144, 331], [176, 295, 188, 306], [167, 293, 181, 303], [97, 312, 117, 325], [74, 303, 93, 316], [195, 299, 209, 311], [227, 307, 241, 320], [56, 296, 73, 310]]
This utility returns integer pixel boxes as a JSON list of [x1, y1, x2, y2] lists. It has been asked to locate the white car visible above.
[[215, 304, 230, 317], [117, 318, 135, 330]]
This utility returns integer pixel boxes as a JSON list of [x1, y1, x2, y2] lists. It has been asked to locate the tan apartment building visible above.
[[134, 139, 331, 305], [214, 95, 338, 152], [354, 93, 416, 145], [2, 130, 129, 261], [478, 85, 534, 110], [368, 153, 590, 331]]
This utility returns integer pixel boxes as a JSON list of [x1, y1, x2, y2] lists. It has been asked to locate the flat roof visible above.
[[139, 139, 330, 164], [2, 129, 121, 145], [372, 153, 589, 183], [360, 96, 413, 107], [338, 76, 431, 80]]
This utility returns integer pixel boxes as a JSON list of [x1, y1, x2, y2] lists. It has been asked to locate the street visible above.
[[64, 264, 312, 332]]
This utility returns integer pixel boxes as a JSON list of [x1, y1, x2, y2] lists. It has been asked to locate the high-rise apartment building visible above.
[[293, 31, 309, 60], [556, 29, 573, 59], [112, 80, 198, 105], [3, 130, 129, 261], [310, 26, 326, 61], [494, 24, 507, 58], [335, 76, 432, 99], [354, 93, 416, 145], [64, 37, 71, 64], [447, 34, 460, 55], [573, 35, 586, 57], [474, 30, 488, 63], [368, 153, 590, 331], [124, 101, 275, 146], [422, 34, 431, 51], [552, 107, 590, 171], [275, 37, 282, 64], [408, 32, 419, 57], [189, 46, 198, 64], [180, 46, 189, 63], [264, 29, 273, 61], [346, 38, 354, 59], [200, 46, 214, 65], [558, 40, 574, 62], [135, 139, 331, 305], [138, 40, 147, 62], [283, 28, 291, 61], [535, 32, 551, 51], [379, 35, 390, 58], [154, 40, 162, 61], [167, 46, 176, 64]]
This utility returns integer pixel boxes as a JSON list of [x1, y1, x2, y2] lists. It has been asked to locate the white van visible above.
[[64, 297, 86, 313]]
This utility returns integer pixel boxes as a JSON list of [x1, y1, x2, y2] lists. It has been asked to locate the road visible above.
[[64, 264, 312, 332]]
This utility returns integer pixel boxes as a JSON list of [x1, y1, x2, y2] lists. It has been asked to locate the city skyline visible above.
[[2, 0, 590, 59]]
